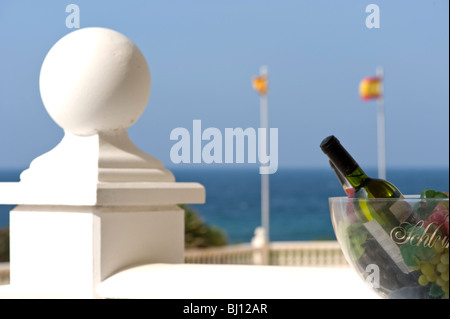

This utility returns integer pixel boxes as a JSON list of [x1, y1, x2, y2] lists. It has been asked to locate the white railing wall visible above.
[[0, 241, 348, 286], [184, 243, 255, 265], [185, 241, 349, 267]]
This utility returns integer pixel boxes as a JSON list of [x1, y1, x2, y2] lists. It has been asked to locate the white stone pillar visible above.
[[0, 27, 204, 298], [251, 226, 269, 265]]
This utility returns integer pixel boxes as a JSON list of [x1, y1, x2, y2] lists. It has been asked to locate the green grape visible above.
[[441, 252, 449, 265], [437, 262, 448, 274], [418, 274, 429, 286], [426, 272, 438, 282], [433, 241, 445, 254], [430, 254, 441, 265], [436, 277, 446, 287], [441, 271, 449, 282], [420, 262, 435, 276]]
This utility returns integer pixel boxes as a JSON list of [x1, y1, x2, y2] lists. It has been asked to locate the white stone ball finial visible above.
[[39, 27, 151, 136]]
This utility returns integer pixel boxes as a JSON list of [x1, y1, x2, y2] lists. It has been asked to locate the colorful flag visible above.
[[359, 76, 382, 101], [252, 75, 268, 95]]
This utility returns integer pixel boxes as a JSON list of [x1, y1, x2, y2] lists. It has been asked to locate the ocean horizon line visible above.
[[0, 164, 449, 180]]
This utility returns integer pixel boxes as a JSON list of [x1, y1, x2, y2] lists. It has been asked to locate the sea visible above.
[[0, 167, 448, 244]]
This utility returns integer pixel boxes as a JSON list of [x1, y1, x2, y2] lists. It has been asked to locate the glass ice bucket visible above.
[[329, 195, 449, 299]]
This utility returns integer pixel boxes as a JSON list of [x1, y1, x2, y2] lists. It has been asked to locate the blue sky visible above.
[[0, 0, 448, 171]]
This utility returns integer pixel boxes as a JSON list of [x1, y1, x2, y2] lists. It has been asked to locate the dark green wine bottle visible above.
[[320, 135, 418, 227], [321, 135, 402, 199]]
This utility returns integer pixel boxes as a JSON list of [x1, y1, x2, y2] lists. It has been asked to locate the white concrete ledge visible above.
[[0, 264, 380, 299], [97, 264, 380, 299], [0, 182, 205, 206]]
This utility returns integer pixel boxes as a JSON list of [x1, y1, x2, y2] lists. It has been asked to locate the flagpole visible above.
[[376, 66, 386, 180], [259, 66, 270, 264], [251, 66, 270, 264]]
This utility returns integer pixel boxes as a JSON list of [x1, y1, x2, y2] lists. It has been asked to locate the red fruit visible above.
[[433, 204, 449, 215], [425, 204, 449, 236], [429, 211, 446, 225]]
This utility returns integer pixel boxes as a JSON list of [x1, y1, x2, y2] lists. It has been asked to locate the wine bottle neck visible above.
[[320, 136, 360, 175]]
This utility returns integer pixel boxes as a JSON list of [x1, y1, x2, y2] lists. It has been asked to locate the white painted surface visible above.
[[0, 180, 205, 206], [97, 264, 380, 299], [0, 264, 380, 299], [9, 208, 99, 298], [8, 205, 185, 298], [40, 27, 151, 136], [100, 206, 185, 280]]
